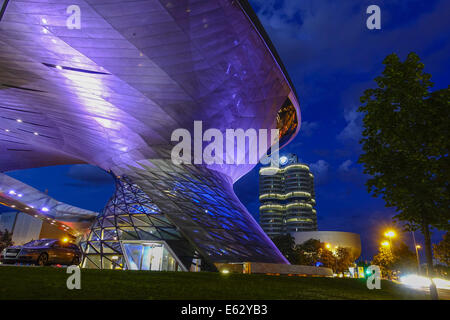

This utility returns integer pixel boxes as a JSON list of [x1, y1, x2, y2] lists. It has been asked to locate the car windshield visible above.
[[24, 240, 55, 247]]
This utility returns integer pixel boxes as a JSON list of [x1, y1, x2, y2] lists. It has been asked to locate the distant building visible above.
[[0, 210, 70, 246], [259, 154, 317, 237]]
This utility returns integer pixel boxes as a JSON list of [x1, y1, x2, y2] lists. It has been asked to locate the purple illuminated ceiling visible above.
[[0, 0, 299, 181]]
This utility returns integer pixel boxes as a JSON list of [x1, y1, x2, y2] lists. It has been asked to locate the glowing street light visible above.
[[381, 241, 390, 247], [384, 230, 396, 238], [411, 231, 421, 273], [384, 229, 396, 248], [325, 243, 331, 249], [415, 244, 422, 273]]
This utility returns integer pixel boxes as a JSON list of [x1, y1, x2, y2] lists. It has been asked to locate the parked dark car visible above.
[[0, 239, 81, 266]]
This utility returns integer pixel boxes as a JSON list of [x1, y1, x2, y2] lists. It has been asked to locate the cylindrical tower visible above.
[[259, 154, 317, 238]]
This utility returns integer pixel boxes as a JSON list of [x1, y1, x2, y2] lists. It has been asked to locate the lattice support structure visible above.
[[81, 162, 288, 271], [81, 176, 199, 271]]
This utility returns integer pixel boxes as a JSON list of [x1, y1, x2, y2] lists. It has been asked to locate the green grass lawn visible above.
[[0, 266, 428, 300]]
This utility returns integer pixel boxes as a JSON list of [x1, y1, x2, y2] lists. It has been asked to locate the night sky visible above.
[[2, 0, 449, 260]]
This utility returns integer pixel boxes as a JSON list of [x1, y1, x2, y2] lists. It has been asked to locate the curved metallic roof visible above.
[[237, 0, 298, 100], [0, 0, 299, 182]]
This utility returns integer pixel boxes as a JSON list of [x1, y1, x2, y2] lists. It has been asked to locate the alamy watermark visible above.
[[366, 265, 381, 289], [366, 5, 381, 30], [171, 121, 280, 174], [66, 5, 81, 30], [66, 265, 81, 290]]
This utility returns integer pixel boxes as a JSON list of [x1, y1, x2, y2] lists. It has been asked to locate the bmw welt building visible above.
[[0, 0, 301, 271]]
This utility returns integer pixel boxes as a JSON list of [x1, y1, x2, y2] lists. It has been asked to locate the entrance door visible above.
[[122, 242, 180, 271], [141, 243, 163, 270]]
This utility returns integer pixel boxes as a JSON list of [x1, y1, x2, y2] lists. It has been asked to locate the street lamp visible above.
[[411, 231, 422, 274], [415, 244, 422, 274], [384, 230, 396, 248], [384, 230, 396, 238]]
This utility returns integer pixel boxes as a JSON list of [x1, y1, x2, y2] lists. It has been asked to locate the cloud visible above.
[[337, 107, 363, 145], [250, 0, 450, 121], [251, 0, 450, 73], [66, 165, 113, 185], [337, 159, 366, 186], [338, 159, 353, 172], [309, 159, 329, 185], [300, 121, 318, 137]]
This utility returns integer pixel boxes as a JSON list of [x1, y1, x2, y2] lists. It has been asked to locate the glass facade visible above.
[[81, 165, 288, 271], [122, 242, 181, 271], [80, 176, 195, 271]]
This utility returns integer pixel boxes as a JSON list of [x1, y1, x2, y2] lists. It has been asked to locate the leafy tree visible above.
[[335, 247, 354, 274], [358, 52, 450, 299], [372, 240, 416, 279], [433, 232, 450, 266], [318, 247, 335, 269], [391, 242, 417, 275], [271, 234, 297, 263], [0, 229, 13, 252], [295, 239, 354, 274], [273, 236, 357, 273], [295, 238, 322, 266], [434, 264, 450, 279], [372, 246, 395, 279]]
